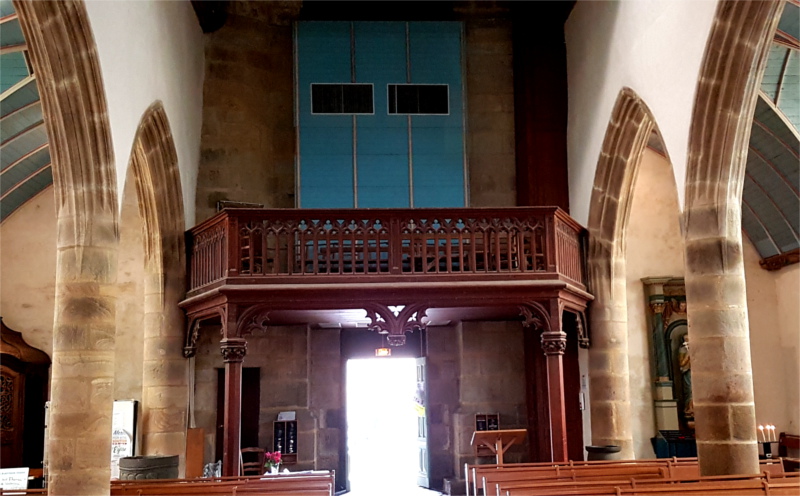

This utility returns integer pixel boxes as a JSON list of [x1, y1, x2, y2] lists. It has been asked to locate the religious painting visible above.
[[642, 278, 693, 433]]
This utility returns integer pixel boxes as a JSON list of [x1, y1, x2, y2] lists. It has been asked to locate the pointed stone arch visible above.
[[127, 102, 189, 465], [13, 1, 118, 494], [683, 0, 785, 476], [585, 87, 666, 459]]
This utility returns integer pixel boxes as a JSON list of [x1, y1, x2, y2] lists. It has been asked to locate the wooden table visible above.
[[471, 429, 527, 465]]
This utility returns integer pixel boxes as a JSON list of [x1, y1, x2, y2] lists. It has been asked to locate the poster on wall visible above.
[[110, 400, 138, 480], [0, 467, 29, 490]]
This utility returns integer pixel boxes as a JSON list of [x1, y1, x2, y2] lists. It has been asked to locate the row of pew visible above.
[[0, 471, 334, 496], [466, 458, 800, 496]]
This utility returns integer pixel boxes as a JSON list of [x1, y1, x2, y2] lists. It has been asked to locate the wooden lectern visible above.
[[471, 429, 527, 465]]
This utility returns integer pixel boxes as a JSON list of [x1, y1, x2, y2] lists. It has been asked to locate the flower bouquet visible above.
[[264, 450, 282, 474]]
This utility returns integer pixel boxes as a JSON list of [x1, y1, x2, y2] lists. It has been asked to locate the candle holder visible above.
[[759, 441, 776, 459]]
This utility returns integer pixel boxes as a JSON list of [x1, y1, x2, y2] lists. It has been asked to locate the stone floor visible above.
[[344, 483, 443, 496]]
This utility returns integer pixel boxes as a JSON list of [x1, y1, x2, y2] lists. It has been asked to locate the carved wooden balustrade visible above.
[[186, 207, 586, 295]]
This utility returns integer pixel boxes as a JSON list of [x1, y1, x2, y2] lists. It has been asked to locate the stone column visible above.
[[682, 0, 784, 477], [141, 260, 188, 464], [587, 256, 634, 458], [220, 337, 246, 476], [541, 329, 568, 462], [684, 237, 757, 474], [48, 213, 118, 495]]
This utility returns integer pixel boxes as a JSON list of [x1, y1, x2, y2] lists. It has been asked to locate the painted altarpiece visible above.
[[641, 278, 694, 433]]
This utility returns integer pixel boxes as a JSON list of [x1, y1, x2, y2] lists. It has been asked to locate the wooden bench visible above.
[[466, 459, 682, 496], [110, 471, 335, 496], [470, 458, 789, 496], [500, 472, 800, 496], [779, 432, 800, 472]]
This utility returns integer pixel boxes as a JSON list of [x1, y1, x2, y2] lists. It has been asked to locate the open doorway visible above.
[[346, 357, 438, 495]]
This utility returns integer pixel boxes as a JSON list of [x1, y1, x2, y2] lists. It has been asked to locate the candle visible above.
[[758, 425, 765, 442]]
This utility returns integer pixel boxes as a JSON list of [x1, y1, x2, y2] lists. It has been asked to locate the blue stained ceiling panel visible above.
[[777, 2, 799, 40], [0, 101, 42, 137], [0, 145, 49, 196], [0, 18, 24, 46], [0, 0, 16, 18], [1, 125, 47, 170], [746, 150, 800, 234], [743, 175, 797, 252], [742, 206, 779, 258], [0, 78, 38, 117], [0, 168, 52, 222], [760, 44, 788, 101], [0, 51, 29, 92], [776, 49, 799, 131]]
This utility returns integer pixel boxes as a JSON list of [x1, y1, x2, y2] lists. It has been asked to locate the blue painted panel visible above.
[[413, 152, 464, 208], [355, 22, 409, 207], [409, 22, 464, 207], [298, 22, 354, 207], [409, 23, 464, 128], [358, 153, 410, 208]]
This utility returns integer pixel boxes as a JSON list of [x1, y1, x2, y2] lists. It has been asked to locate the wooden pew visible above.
[[475, 458, 789, 496], [466, 459, 682, 496], [500, 472, 800, 496], [110, 471, 335, 496], [779, 432, 800, 472]]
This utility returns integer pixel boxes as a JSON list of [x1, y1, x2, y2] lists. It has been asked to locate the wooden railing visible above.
[[186, 207, 586, 294]]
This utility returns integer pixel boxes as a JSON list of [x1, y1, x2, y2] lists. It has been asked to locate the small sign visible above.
[[0, 467, 29, 490], [375, 347, 391, 357], [277, 411, 296, 421]]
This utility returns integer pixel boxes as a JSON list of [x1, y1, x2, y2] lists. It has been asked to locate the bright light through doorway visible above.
[[345, 358, 441, 496]]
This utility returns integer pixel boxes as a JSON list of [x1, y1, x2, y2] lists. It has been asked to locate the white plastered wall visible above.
[[744, 239, 800, 435], [625, 149, 685, 458], [565, 0, 718, 224], [0, 189, 56, 357], [84, 0, 205, 228]]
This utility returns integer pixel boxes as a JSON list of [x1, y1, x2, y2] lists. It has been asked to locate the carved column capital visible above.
[[541, 331, 567, 356], [650, 302, 665, 314], [220, 338, 247, 363]]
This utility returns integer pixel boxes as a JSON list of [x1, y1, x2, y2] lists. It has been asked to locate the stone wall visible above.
[[195, 10, 296, 223], [194, 325, 342, 481], [464, 19, 516, 207], [426, 324, 461, 489], [454, 321, 528, 478]]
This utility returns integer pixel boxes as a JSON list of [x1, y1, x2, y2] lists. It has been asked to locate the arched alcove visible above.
[[585, 87, 667, 459]]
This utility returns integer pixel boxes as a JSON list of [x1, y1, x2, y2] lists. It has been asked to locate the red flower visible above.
[[264, 450, 282, 468]]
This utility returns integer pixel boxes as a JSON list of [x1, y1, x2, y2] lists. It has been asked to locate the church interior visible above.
[[0, 0, 798, 495]]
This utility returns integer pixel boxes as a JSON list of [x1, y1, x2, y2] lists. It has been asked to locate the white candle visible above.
[[758, 425, 765, 442]]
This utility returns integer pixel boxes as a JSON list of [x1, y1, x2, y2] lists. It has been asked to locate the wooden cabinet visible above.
[[273, 420, 297, 464]]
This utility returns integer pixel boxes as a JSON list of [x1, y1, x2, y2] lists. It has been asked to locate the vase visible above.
[[269, 465, 279, 474]]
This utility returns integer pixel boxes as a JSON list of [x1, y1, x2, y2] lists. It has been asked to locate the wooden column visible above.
[[541, 302, 568, 462], [220, 337, 246, 476]]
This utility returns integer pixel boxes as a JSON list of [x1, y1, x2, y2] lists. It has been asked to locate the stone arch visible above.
[[126, 102, 189, 465], [683, 0, 785, 476], [13, 1, 118, 494], [585, 87, 666, 459]]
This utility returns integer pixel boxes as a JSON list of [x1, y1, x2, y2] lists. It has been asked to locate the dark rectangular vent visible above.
[[388, 84, 449, 115], [311, 84, 374, 114]]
